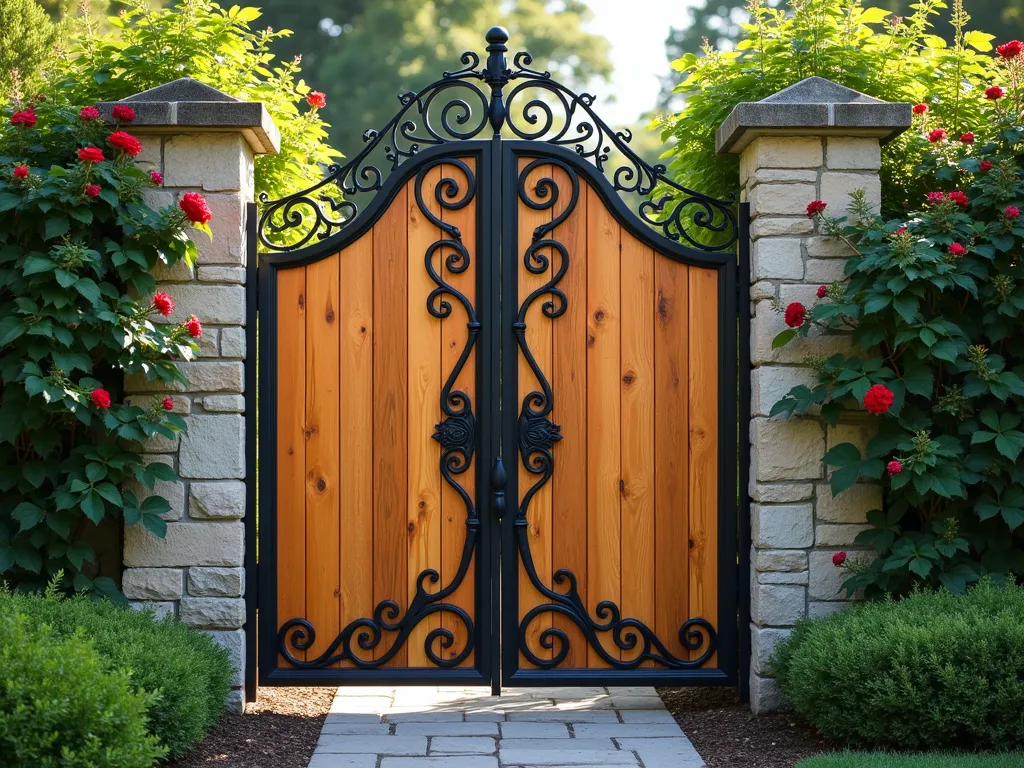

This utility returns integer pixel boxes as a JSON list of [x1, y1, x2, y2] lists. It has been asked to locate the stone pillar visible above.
[[716, 77, 910, 713], [99, 79, 279, 713]]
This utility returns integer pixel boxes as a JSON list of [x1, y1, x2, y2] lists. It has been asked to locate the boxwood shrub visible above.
[[0, 587, 232, 758], [772, 580, 1024, 751]]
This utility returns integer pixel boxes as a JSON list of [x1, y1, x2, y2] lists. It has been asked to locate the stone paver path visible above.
[[308, 686, 704, 767]]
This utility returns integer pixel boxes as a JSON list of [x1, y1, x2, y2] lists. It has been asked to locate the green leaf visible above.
[[13, 545, 41, 573], [67, 541, 96, 570], [892, 295, 920, 323], [81, 491, 105, 524], [830, 464, 861, 496], [902, 366, 934, 397], [44, 215, 70, 240], [1002, 506, 1024, 530], [11, 502, 43, 532], [964, 30, 995, 51], [996, 434, 1024, 462], [772, 328, 797, 349], [74, 278, 102, 304], [823, 442, 861, 467], [94, 482, 122, 506], [908, 557, 932, 578]]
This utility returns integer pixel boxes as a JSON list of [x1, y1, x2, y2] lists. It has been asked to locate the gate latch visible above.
[[491, 457, 507, 519]]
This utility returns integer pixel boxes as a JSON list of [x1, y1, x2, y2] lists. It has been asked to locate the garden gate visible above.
[[254, 27, 749, 693]]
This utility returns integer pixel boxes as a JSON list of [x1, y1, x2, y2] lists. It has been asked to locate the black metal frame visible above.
[[249, 26, 751, 692]]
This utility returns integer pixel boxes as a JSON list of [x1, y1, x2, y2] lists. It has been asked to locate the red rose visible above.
[[149, 170, 163, 185], [887, 460, 902, 477], [162, 396, 174, 411], [111, 104, 136, 122], [90, 388, 111, 409], [107, 130, 142, 156], [78, 146, 105, 164], [864, 384, 895, 415], [784, 302, 806, 328], [306, 91, 327, 108], [84, 184, 101, 198], [959, 132, 975, 144], [185, 315, 203, 338], [928, 128, 946, 143], [179, 192, 212, 224], [912, 103, 928, 115], [816, 285, 827, 299], [986, 86, 1005, 100], [79, 106, 100, 121], [806, 200, 827, 217], [980, 160, 994, 172], [13, 164, 29, 179], [895, 226, 907, 235], [948, 191, 969, 207], [997, 40, 1024, 59], [1005, 206, 1021, 219], [948, 242, 966, 257], [832, 551, 847, 567], [926, 191, 946, 206], [153, 291, 174, 316], [10, 110, 36, 128]]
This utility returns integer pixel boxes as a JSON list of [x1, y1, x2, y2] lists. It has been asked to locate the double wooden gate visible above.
[[255, 28, 747, 692]]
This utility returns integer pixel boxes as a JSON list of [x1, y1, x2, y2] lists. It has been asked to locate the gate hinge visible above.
[[490, 457, 507, 519]]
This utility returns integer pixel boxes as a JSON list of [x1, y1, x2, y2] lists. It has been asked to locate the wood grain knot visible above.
[[359, 325, 367, 334], [315, 477, 327, 493], [325, 306, 335, 324], [407, 521, 416, 533], [586, 332, 595, 348], [594, 308, 606, 324], [622, 372, 635, 386], [689, 538, 695, 549], [304, 427, 317, 440], [619, 479, 628, 498], [657, 292, 670, 323], [298, 293, 305, 309]]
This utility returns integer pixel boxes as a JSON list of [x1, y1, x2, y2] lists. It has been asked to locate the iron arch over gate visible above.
[[254, 27, 750, 693]]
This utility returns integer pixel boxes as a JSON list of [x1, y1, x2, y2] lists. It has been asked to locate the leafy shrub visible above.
[[657, 0, 997, 236], [771, 48, 1024, 595], [0, 0, 65, 100], [0, 607, 166, 767], [0, 100, 208, 593], [1, 584, 233, 759], [772, 580, 1024, 751]]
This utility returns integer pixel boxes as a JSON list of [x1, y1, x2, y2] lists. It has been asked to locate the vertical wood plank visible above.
[[373, 186, 409, 667], [276, 267, 306, 664], [618, 232, 655, 665], [518, 160, 554, 666], [407, 171, 443, 667], [339, 233, 374, 667], [585, 186, 621, 669], [550, 168, 588, 668], [304, 255, 341, 663], [440, 159, 477, 667], [688, 266, 719, 666], [654, 257, 690, 660]]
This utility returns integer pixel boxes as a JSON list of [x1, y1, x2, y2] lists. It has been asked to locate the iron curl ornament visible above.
[[257, 26, 737, 252]]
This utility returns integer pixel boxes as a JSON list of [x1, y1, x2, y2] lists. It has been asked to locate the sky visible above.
[[581, 0, 701, 127]]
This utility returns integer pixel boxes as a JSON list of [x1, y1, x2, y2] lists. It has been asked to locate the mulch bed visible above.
[[658, 686, 832, 768], [166, 687, 334, 768]]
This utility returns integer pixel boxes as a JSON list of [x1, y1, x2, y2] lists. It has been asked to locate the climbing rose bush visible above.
[[771, 44, 1024, 596], [0, 99, 209, 596]]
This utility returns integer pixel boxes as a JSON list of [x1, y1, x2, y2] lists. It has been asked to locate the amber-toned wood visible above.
[[549, 169, 588, 668], [653, 257, 691, 660], [618, 232, 655, 665], [338, 233, 374, 667], [406, 170, 443, 667], [373, 185, 409, 667], [585, 185, 621, 668], [518, 160, 554, 665], [688, 267, 719, 666], [440, 160, 477, 667], [277, 267, 307, 663]]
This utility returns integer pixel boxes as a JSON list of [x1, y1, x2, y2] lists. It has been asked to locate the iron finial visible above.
[[483, 25, 510, 135]]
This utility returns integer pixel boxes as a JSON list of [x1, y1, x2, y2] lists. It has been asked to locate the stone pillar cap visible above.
[[97, 78, 280, 156], [716, 76, 911, 155]]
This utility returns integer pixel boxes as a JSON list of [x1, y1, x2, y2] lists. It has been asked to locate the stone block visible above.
[[141, 430, 180, 454], [198, 266, 245, 284], [190, 566, 244, 597], [752, 297, 854, 364], [193, 194, 246, 266], [744, 137, 823, 173], [224, 688, 244, 714], [747, 183, 819, 217], [152, 256, 195, 284], [746, 168, 819, 186], [753, 503, 814, 548], [804, 258, 848, 284], [189, 481, 246, 519], [751, 626, 791, 676], [143, 189, 175, 214], [179, 597, 244, 629], [751, 280, 776, 301], [758, 570, 809, 585], [750, 217, 815, 240], [750, 670, 785, 714], [809, 549, 870, 600], [125, 361, 242, 394], [157, 283, 244, 325], [805, 236, 857, 258], [128, 394, 191, 415], [129, 600, 176, 620], [220, 327, 246, 359], [816, 483, 881, 523], [752, 365, 817, 417], [820, 172, 881, 221], [808, 600, 850, 619], [164, 134, 252, 192], [816, 523, 871, 546], [123, 567, 183, 600], [752, 237, 804, 280], [755, 549, 808, 573], [750, 483, 813, 503], [196, 328, 220, 358], [134, 139, 162, 174], [124, 521, 243, 567], [826, 137, 882, 170], [204, 394, 245, 413], [751, 417, 824, 482], [828, 421, 875, 458], [752, 582, 806, 627], [179, 416, 245, 479], [206, 629, 245, 686], [122, 454, 184, 521]]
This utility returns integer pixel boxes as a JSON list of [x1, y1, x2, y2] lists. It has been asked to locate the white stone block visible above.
[[196, 328, 220, 358], [815, 523, 871, 546], [141, 430, 180, 454], [129, 600, 176, 620], [816, 483, 881, 523], [193, 194, 246, 266], [220, 327, 246, 359], [758, 570, 809, 585], [189, 481, 246, 519], [751, 417, 824, 482], [751, 626, 791, 676], [820, 172, 881, 221], [750, 217, 814, 239], [747, 168, 819, 186], [189, 566, 244, 597], [748, 183, 819, 217], [127, 394, 191, 415], [808, 600, 850, 619], [206, 629, 245, 686], [155, 283, 244, 326], [179, 415, 245, 479], [125, 361, 242, 394], [122, 454, 184, 521], [808, 550, 870, 600], [804, 258, 847, 284], [752, 237, 804, 280], [752, 297, 855, 364], [755, 549, 808, 573], [745, 137, 823, 172], [750, 670, 785, 714], [752, 365, 817, 417], [751, 281, 776, 301], [124, 521, 243, 567], [134, 139, 162, 174], [123, 567, 184, 600], [753, 504, 814, 548], [204, 394, 245, 413], [179, 597, 244, 629], [198, 266, 245, 284], [805, 236, 857, 259], [224, 688, 245, 714], [826, 137, 882, 170], [164, 134, 252, 192], [752, 582, 806, 627], [750, 483, 813, 503]]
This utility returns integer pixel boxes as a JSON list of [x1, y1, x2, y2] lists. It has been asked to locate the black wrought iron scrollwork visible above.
[[278, 158, 480, 670], [258, 26, 736, 252], [513, 160, 719, 670]]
